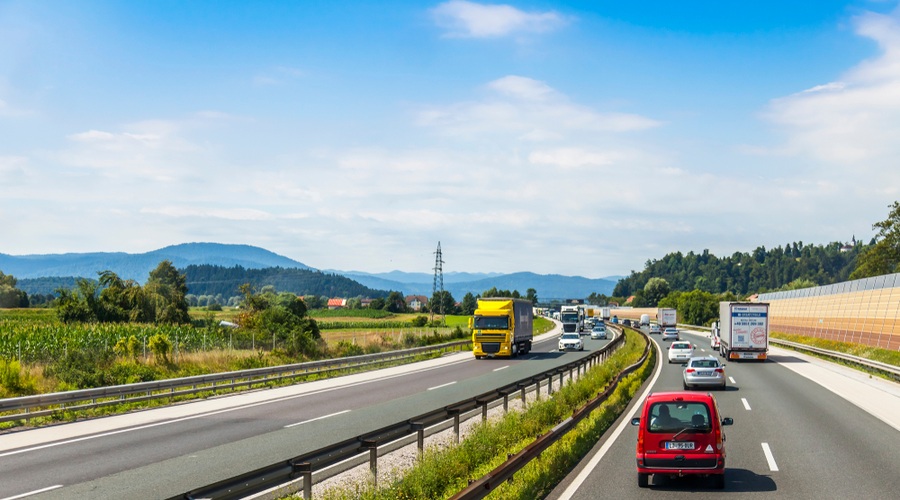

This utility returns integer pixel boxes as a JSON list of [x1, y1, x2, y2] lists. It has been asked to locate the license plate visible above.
[[698, 371, 713, 376], [665, 441, 694, 450]]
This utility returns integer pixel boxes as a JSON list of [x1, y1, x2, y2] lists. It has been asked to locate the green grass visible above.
[[771, 331, 900, 372]]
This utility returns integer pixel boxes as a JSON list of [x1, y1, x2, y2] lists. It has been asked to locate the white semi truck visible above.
[[718, 302, 769, 361]]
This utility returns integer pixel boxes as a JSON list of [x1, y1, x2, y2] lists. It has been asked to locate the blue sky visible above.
[[2, 1, 899, 278]]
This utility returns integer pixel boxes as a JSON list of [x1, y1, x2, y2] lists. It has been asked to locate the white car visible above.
[[662, 327, 679, 341], [667, 341, 694, 363], [559, 332, 584, 351], [710, 333, 721, 349], [649, 324, 661, 334]]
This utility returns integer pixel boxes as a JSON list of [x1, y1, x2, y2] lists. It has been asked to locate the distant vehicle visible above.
[[649, 324, 661, 334], [601, 307, 611, 321], [631, 391, 733, 489], [470, 298, 533, 359], [683, 356, 726, 390], [590, 324, 608, 340], [623, 318, 632, 327], [657, 308, 677, 329], [662, 327, 680, 341], [558, 332, 584, 351], [584, 317, 595, 330], [710, 321, 721, 349], [667, 341, 694, 363], [719, 302, 769, 361], [611, 315, 619, 324], [640, 314, 650, 326]]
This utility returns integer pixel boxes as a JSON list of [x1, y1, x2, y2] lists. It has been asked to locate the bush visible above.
[[148, 334, 172, 364], [0, 359, 37, 397], [410, 316, 428, 327]]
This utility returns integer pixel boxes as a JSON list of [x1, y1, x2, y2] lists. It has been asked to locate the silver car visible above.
[[683, 356, 727, 390], [590, 325, 608, 340], [662, 327, 679, 341]]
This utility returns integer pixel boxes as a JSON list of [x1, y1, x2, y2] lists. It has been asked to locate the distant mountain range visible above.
[[5, 243, 617, 299]]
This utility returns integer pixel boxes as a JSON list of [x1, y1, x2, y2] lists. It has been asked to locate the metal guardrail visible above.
[[769, 338, 900, 381], [168, 328, 631, 500], [0, 341, 469, 424], [677, 324, 898, 381]]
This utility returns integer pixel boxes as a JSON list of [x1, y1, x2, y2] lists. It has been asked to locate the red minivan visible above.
[[631, 391, 733, 489]]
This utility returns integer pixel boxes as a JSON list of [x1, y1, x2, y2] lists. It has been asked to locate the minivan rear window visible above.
[[648, 402, 711, 433]]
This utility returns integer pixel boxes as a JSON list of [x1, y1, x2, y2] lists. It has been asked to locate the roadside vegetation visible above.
[[316, 329, 652, 500], [771, 331, 900, 369]]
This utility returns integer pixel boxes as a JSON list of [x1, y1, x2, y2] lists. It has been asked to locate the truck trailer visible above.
[[657, 308, 677, 329], [470, 298, 534, 358], [600, 307, 611, 321], [718, 302, 769, 361]]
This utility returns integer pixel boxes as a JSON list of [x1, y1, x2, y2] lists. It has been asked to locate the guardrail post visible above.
[[569, 368, 574, 383], [520, 383, 527, 405], [292, 461, 312, 500], [362, 439, 378, 487], [535, 378, 541, 401], [548, 374, 554, 395], [451, 410, 461, 443], [503, 393, 509, 413], [481, 401, 488, 422], [412, 422, 425, 458]]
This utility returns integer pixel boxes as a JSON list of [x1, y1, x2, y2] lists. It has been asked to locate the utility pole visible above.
[[431, 242, 445, 325]]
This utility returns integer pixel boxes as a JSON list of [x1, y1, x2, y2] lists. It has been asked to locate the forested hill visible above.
[[613, 241, 869, 297], [182, 265, 390, 299]]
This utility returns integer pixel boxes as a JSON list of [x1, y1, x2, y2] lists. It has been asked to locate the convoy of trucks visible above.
[[470, 298, 534, 359], [717, 302, 769, 360], [656, 308, 677, 329]]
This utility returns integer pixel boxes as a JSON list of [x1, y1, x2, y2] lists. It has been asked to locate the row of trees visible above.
[[55, 261, 191, 324]]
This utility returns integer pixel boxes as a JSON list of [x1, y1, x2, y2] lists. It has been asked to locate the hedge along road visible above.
[[0, 321, 615, 499], [547, 326, 900, 500]]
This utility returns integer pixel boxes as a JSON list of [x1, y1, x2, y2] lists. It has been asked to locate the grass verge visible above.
[[770, 331, 899, 380]]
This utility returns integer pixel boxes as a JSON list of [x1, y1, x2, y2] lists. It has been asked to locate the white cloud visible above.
[[764, 7, 900, 168], [431, 0, 567, 38], [141, 206, 273, 221], [416, 75, 660, 139]]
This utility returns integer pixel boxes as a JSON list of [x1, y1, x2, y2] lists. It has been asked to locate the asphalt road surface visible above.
[[547, 326, 900, 499]]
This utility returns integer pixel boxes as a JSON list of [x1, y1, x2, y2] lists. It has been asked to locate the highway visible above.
[[548, 327, 900, 499], [0, 325, 613, 499]]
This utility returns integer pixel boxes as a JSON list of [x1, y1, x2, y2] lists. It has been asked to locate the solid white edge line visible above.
[[557, 339, 663, 500], [1, 485, 64, 500], [742, 398, 751, 410], [284, 410, 351, 428], [761, 442, 779, 471], [428, 381, 457, 391], [493, 366, 509, 372]]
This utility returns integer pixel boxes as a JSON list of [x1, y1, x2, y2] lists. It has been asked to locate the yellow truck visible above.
[[470, 298, 534, 359]]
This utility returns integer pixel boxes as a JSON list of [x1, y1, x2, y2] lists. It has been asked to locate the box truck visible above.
[[640, 314, 650, 327], [656, 308, 677, 329], [718, 302, 769, 361], [600, 307, 611, 321], [470, 298, 534, 358]]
